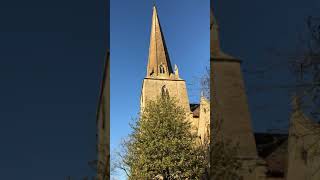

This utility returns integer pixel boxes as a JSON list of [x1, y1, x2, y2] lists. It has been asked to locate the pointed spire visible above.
[[146, 5, 173, 78], [210, 8, 236, 60]]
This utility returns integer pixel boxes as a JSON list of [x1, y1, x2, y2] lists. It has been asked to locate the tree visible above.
[[198, 65, 243, 179], [88, 141, 109, 180], [120, 95, 208, 179], [291, 16, 320, 122], [209, 96, 243, 180], [201, 67, 210, 100], [209, 140, 242, 180], [288, 16, 320, 165], [209, 105, 242, 180]]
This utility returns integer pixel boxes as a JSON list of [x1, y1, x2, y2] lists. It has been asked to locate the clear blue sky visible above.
[[110, 0, 209, 178], [0, 0, 108, 179]]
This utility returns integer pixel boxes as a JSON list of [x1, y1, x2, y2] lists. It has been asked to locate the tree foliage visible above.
[[121, 95, 208, 179], [88, 142, 109, 180], [209, 139, 242, 180], [209, 102, 242, 180]]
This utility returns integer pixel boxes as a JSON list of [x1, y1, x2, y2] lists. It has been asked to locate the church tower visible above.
[[210, 8, 265, 179], [140, 6, 192, 118]]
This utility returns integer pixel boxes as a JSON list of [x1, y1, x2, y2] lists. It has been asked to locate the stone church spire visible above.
[[210, 8, 236, 60], [211, 8, 220, 57], [211, 6, 260, 179], [146, 5, 173, 78]]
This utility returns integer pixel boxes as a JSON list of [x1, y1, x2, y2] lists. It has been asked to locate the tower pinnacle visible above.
[[146, 5, 173, 78], [210, 8, 236, 60], [211, 8, 220, 56]]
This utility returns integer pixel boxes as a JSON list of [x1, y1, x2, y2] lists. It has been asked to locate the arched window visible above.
[[161, 85, 169, 97], [159, 64, 165, 74]]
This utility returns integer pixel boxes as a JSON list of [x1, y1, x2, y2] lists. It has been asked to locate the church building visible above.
[[94, 4, 320, 180], [140, 5, 210, 144]]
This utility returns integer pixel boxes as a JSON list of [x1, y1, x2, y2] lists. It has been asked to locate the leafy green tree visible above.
[[209, 139, 242, 180], [121, 95, 208, 179]]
